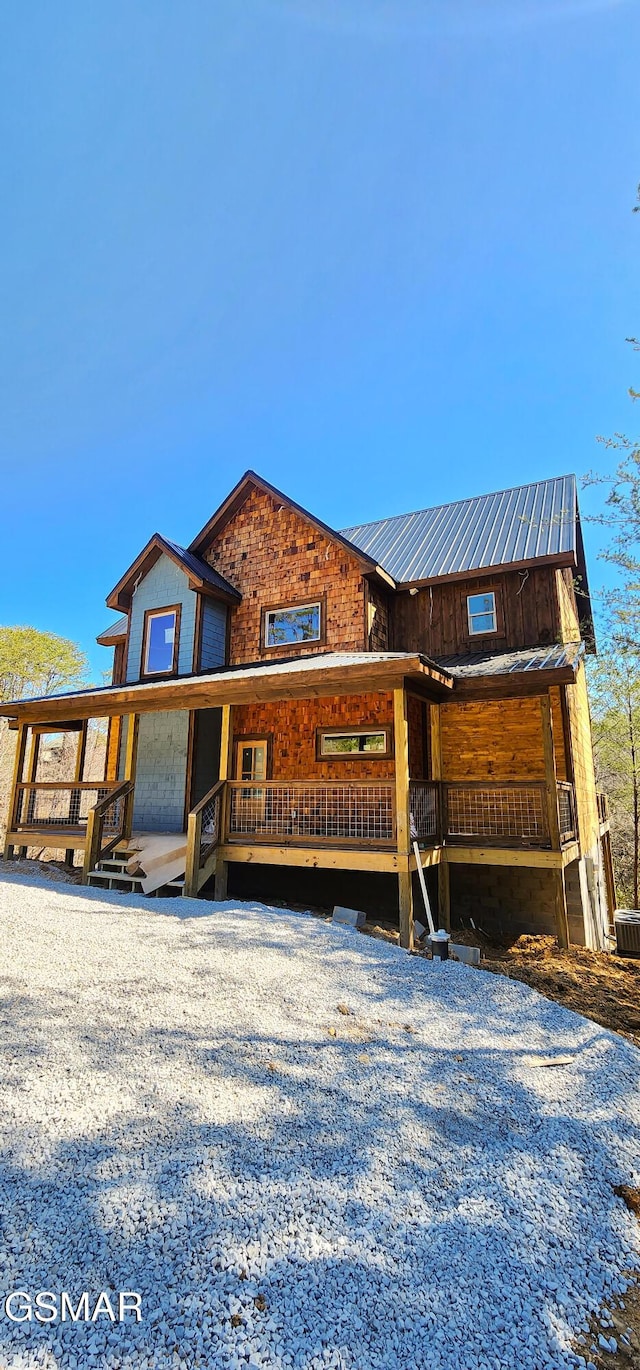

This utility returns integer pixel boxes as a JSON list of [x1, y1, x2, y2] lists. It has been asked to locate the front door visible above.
[[234, 740, 268, 832]]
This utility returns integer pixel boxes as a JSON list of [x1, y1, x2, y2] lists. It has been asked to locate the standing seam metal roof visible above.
[[341, 475, 577, 583]]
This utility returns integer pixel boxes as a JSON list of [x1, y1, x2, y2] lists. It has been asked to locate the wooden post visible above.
[[438, 858, 451, 933], [214, 704, 233, 902], [19, 729, 41, 859], [394, 687, 413, 950], [540, 694, 570, 947], [4, 724, 29, 861], [122, 714, 139, 841], [123, 714, 139, 781], [105, 716, 123, 782], [66, 720, 88, 867]]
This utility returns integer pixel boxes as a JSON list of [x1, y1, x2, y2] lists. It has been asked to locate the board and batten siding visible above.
[[200, 598, 227, 671]]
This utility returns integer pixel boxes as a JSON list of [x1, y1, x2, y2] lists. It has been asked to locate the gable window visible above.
[[264, 601, 322, 648], [317, 727, 392, 759], [467, 591, 497, 636], [142, 606, 180, 676]]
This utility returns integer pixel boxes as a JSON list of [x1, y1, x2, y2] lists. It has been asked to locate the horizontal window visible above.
[[143, 607, 180, 675], [467, 591, 497, 635], [318, 728, 391, 758], [264, 601, 321, 648]]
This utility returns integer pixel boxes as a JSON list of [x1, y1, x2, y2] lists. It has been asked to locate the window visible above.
[[142, 606, 180, 676], [317, 728, 391, 759], [467, 591, 497, 636], [264, 601, 321, 648]]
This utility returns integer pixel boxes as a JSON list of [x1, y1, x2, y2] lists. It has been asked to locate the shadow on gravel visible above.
[[0, 874, 639, 1368]]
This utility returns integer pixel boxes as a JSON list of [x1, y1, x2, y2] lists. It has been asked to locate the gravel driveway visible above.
[[0, 868, 638, 1370]]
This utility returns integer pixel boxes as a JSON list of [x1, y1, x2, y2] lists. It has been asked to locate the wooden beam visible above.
[[540, 694, 562, 851], [66, 721, 88, 867], [105, 716, 123, 782], [214, 704, 234, 901], [123, 714, 139, 781], [398, 863, 414, 951], [3, 724, 28, 861], [18, 729, 40, 859], [552, 867, 570, 950], [438, 859, 451, 932], [217, 844, 402, 872], [430, 705, 442, 781], [445, 845, 564, 868], [0, 656, 453, 726]]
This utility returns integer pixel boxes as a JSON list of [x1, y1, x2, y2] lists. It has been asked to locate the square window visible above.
[[264, 602, 321, 647], [467, 591, 497, 635], [143, 608, 179, 675]]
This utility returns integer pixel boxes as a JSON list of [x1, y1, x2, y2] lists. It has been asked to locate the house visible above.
[[0, 470, 615, 950]]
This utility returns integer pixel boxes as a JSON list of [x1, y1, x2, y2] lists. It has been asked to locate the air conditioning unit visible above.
[[614, 911, 640, 958]]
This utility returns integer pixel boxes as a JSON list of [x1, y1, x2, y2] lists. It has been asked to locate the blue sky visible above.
[[0, 0, 637, 681]]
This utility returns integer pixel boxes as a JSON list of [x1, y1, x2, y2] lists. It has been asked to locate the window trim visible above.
[[316, 725, 393, 762], [465, 588, 501, 639], [140, 603, 182, 679], [261, 595, 326, 652]]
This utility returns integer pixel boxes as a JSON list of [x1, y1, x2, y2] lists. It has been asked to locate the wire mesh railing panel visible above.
[[15, 785, 116, 830], [557, 783, 575, 842], [444, 784, 547, 844], [227, 782, 395, 843], [409, 781, 439, 843], [200, 789, 222, 856]]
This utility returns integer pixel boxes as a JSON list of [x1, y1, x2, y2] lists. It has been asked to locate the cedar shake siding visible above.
[[202, 486, 368, 664], [233, 694, 395, 780]]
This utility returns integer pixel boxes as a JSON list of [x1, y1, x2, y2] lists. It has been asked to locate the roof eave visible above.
[[395, 549, 577, 591], [0, 654, 451, 725], [105, 533, 241, 612]]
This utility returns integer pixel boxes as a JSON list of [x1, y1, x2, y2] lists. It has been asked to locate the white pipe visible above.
[[412, 839, 436, 937]]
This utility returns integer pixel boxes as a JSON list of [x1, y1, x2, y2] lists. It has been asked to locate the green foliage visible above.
[[0, 626, 88, 702], [589, 653, 640, 907]]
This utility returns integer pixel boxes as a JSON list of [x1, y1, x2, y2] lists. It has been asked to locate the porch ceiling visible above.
[[0, 651, 453, 725]]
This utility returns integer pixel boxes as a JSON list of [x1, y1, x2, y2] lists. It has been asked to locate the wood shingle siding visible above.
[[203, 487, 368, 664], [233, 694, 395, 779]]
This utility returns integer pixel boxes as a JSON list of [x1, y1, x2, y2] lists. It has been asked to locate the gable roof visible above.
[[341, 474, 578, 585], [106, 533, 241, 612], [187, 470, 396, 588]]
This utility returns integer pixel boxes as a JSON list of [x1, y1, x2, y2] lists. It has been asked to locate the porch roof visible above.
[[0, 651, 454, 725]]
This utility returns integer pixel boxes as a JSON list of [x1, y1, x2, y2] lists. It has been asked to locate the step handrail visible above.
[[184, 779, 226, 898], [82, 780, 135, 883]]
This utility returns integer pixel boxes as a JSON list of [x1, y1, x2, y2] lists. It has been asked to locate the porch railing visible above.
[[12, 782, 124, 833], [597, 791, 610, 827], [441, 781, 549, 847], [226, 779, 396, 846], [557, 781, 576, 844], [184, 780, 225, 897], [409, 780, 440, 844], [82, 780, 135, 881]]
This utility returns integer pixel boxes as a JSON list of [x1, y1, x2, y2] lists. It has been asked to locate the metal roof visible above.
[[341, 475, 577, 584], [96, 615, 128, 644], [435, 641, 584, 679], [162, 537, 241, 599]]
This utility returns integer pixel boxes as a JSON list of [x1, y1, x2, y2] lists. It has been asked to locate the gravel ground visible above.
[[0, 867, 639, 1370]]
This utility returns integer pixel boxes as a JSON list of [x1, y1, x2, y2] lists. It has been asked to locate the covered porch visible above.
[[1, 650, 581, 949]]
